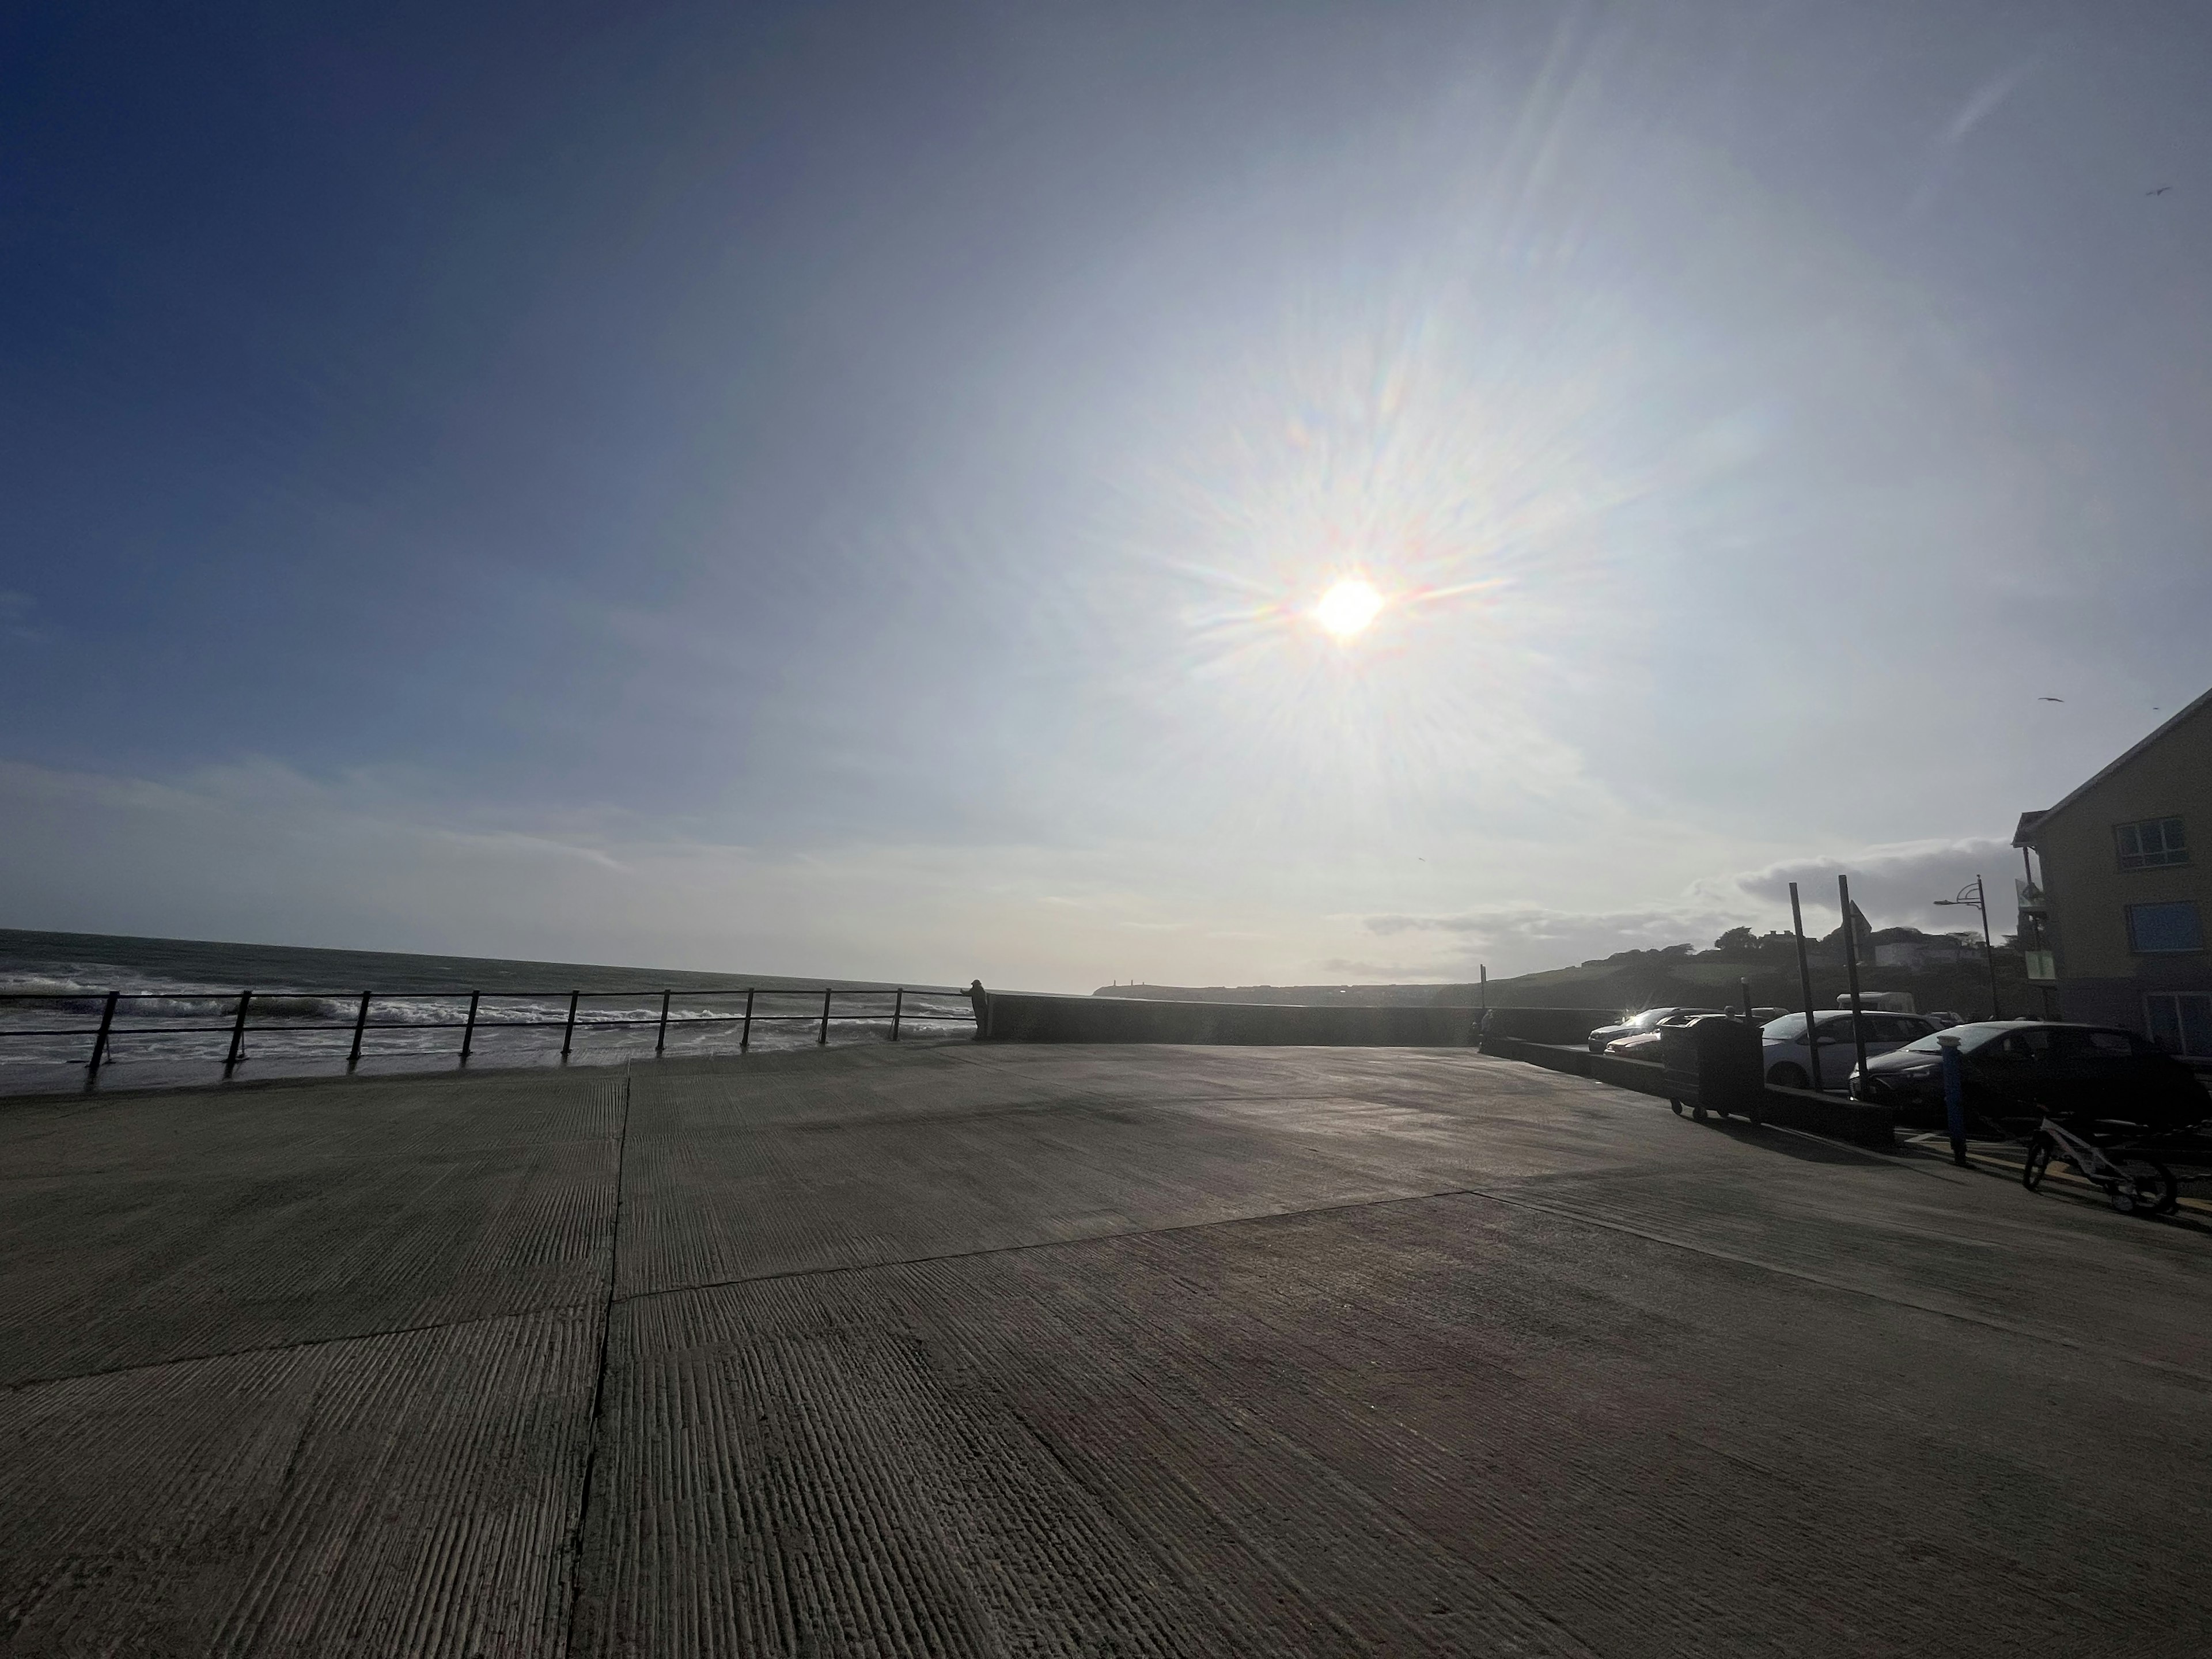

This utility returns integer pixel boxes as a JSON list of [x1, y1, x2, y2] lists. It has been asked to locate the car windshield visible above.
[[1903, 1022, 2019, 1055], [1763, 1014, 1805, 1040]]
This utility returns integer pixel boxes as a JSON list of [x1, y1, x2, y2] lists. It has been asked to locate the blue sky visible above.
[[5, 1, 2210, 987]]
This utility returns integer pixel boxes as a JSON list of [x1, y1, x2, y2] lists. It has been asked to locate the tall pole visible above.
[[1974, 874, 1999, 1021], [1790, 882, 1822, 1093], [1839, 875, 1869, 1088]]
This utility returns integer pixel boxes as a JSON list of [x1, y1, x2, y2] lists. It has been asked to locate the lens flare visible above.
[[1313, 576, 1384, 638]]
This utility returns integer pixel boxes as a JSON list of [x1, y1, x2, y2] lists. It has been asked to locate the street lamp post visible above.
[[1934, 876, 2001, 1021]]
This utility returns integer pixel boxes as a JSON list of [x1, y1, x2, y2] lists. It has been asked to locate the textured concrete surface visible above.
[[4, 1043, 2209, 1656]]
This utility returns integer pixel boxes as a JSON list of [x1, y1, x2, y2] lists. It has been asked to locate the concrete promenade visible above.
[[4, 1043, 2209, 1656]]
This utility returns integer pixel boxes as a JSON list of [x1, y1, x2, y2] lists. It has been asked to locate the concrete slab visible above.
[[0, 1066, 620, 1384], [612, 1044, 1730, 1295], [5, 1042, 2210, 1656], [576, 1198, 2212, 1658], [0, 1306, 598, 1656]]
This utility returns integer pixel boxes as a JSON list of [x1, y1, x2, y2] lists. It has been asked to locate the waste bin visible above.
[[1661, 1017, 1765, 1125]]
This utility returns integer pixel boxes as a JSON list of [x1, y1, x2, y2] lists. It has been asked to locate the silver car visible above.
[[1586, 1006, 1722, 1053], [1761, 1010, 1940, 1092]]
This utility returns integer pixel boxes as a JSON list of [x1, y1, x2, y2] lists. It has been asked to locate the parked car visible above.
[[1587, 1006, 1722, 1053], [1760, 1009, 1940, 1092], [1852, 1021, 2212, 1132], [1835, 991, 1918, 1014], [1604, 1010, 1730, 1058]]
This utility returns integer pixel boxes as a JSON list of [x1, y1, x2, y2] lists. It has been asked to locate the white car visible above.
[[1761, 1010, 1941, 1093]]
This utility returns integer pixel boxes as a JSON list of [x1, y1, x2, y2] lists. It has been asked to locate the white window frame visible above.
[[2115, 816, 2190, 871]]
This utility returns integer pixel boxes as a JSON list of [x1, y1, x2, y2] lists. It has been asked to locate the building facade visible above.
[[2015, 687, 2212, 1062]]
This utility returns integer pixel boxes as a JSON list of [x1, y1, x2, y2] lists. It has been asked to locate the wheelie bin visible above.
[[1661, 1016, 1766, 1126]]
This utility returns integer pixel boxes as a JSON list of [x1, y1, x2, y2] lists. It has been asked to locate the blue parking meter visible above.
[[1938, 1034, 1967, 1167]]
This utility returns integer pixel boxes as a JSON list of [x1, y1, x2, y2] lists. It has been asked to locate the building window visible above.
[[2115, 816, 2189, 870], [2146, 993, 2212, 1059], [2126, 901, 2203, 954]]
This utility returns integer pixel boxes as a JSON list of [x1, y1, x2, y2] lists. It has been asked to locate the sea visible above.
[[0, 929, 975, 1098]]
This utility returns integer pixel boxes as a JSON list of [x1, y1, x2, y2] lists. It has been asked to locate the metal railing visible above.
[[0, 985, 977, 1079]]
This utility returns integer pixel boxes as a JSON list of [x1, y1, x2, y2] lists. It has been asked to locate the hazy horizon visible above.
[[7, 3, 2210, 990]]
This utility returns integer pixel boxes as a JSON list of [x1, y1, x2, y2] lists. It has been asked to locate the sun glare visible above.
[[1313, 576, 1384, 639]]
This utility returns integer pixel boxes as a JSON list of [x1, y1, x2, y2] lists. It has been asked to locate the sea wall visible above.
[[1477, 1006, 1621, 1047], [978, 993, 1479, 1047]]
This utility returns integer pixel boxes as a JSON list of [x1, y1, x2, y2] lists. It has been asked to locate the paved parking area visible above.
[[4, 1043, 2208, 1656]]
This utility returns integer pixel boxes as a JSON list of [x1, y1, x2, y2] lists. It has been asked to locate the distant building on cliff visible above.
[[2014, 686, 2212, 1060]]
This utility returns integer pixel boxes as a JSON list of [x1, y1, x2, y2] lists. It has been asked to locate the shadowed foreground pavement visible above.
[[4, 1043, 2208, 1656]]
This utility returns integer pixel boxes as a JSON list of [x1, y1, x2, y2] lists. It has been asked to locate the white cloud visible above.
[[1359, 835, 2023, 978]]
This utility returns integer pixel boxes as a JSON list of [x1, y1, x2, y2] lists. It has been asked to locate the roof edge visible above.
[[2024, 683, 2212, 840]]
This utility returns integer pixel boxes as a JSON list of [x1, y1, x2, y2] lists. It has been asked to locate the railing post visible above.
[[740, 987, 754, 1053], [347, 991, 372, 1070], [88, 990, 119, 1075], [460, 991, 479, 1063], [562, 991, 579, 1059], [891, 987, 903, 1041], [819, 986, 832, 1046], [224, 991, 252, 1072], [656, 990, 671, 1055]]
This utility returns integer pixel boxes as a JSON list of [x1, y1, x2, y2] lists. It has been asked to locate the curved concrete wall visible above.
[[979, 993, 1479, 1047]]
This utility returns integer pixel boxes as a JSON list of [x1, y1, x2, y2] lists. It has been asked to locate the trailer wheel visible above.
[[2111, 1157, 2176, 1217]]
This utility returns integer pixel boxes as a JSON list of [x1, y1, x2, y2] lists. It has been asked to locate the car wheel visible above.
[[1767, 1063, 1808, 1090]]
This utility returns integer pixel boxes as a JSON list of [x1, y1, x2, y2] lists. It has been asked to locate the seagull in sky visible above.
[[2147, 185, 2173, 195], [2039, 696, 2065, 702]]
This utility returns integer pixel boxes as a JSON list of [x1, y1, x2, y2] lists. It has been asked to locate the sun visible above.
[[1312, 575, 1384, 639]]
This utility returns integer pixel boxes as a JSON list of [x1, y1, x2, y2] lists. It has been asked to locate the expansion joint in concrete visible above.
[[562, 1063, 632, 1657], [0, 1301, 597, 1395]]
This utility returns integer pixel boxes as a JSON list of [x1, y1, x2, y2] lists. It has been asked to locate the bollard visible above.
[[561, 991, 579, 1059], [891, 987, 903, 1042], [1939, 1034, 1968, 1167], [347, 991, 372, 1071], [740, 987, 754, 1053], [818, 986, 832, 1046], [460, 991, 479, 1063], [656, 990, 671, 1055], [88, 990, 119, 1076]]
